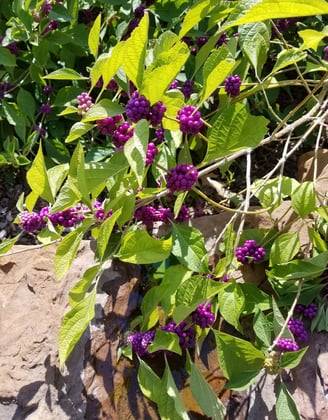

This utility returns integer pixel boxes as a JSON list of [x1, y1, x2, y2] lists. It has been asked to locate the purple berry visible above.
[[224, 75, 241, 97], [216, 32, 227, 47], [155, 128, 165, 143], [42, 19, 58, 35], [192, 302, 215, 328], [43, 85, 52, 95], [106, 78, 119, 91], [39, 102, 51, 115], [165, 163, 198, 192], [33, 124, 47, 136], [126, 330, 155, 357], [287, 318, 307, 341], [93, 200, 113, 220], [149, 101, 166, 127], [145, 142, 158, 165], [175, 204, 191, 222], [134, 205, 157, 225], [235, 239, 266, 264], [19, 211, 42, 233], [41, 0, 52, 16], [324, 46, 328, 61], [170, 80, 179, 89], [181, 80, 194, 99], [134, 5, 146, 18], [303, 302, 318, 319], [125, 91, 150, 123], [112, 121, 134, 149], [275, 338, 299, 352], [156, 205, 173, 223], [77, 92, 93, 114], [177, 105, 203, 134], [96, 115, 122, 135]]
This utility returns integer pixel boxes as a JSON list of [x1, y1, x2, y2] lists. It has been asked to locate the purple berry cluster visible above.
[[126, 330, 155, 357], [39, 102, 51, 115], [126, 91, 151, 123], [287, 318, 308, 341], [175, 204, 191, 222], [42, 206, 85, 228], [96, 115, 122, 135], [224, 75, 241, 97], [41, 0, 52, 16], [145, 142, 158, 165], [275, 338, 299, 352], [134, 205, 173, 225], [235, 239, 266, 264], [41, 19, 58, 35], [19, 211, 43, 233], [181, 80, 194, 99], [161, 320, 196, 349], [92, 200, 113, 220], [77, 92, 93, 114], [112, 121, 134, 149], [191, 302, 215, 329], [165, 164, 198, 192], [177, 105, 203, 134], [295, 302, 318, 319], [149, 101, 166, 127]]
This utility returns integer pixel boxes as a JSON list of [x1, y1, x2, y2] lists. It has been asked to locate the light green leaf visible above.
[[123, 12, 148, 89], [43, 68, 88, 80], [239, 21, 270, 77], [225, 0, 328, 29], [276, 381, 301, 420], [171, 223, 209, 273], [280, 347, 308, 369], [47, 164, 69, 198], [214, 331, 265, 389], [299, 28, 328, 51], [253, 308, 272, 347], [270, 232, 300, 266], [162, 90, 185, 131], [179, 0, 217, 39], [148, 329, 182, 355], [291, 181, 316, 219], [26, 142, 54, 203], [0, 234, 21, 255], [201, 46, 235, 103], [69, 143, 91, 207], [271, 48, 307, 75], [158, 360, 189, 420], [116, 230, 172, 264], [69, 264, 101, 307], [141, 40, 190, 104], [137, 359, 161, 403], [88, 13, 101, 58], [124, 119, 149, 187], [58, 287, 96, 366], [188, 354, 226, 420], [54, 228, 84, 281], [218, 282, 245, 332], [49, 179, 81, 214], [96, 209, 121, 261], [204, 103, 269, 163], [82, 99, 124, 122], [65, 122, 95, 143]]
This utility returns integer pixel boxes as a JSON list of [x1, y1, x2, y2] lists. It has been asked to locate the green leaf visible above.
[[204, 103, 268, 163], [47, 164, 69, 198], [123, 12, 148, 89], [88, 13, 101, 58], [268, 252, 328, 281], [308, 227, 328, 252], [270, 232, 300, 266], [49, 179, 81, 214], [43, 68, 88, 80], [253, 308, 273, 347], [214, 331, 265, 389], [239, 21, 270, 77], [141, 40, 190, 104], [299, 28, 328, 51], [65, 122, 95, 143], [280, 346, 308, 369], [0, 46, 16, 66], [291, 181, 316, 219], [201, 46, 235, 103], [157, 360, 189, 420], [226, 0, 328, 29], [148, 329, 182, 355], [171, 223, 209, 273], [17, 88, 36, 121], [54, 228, 84, 281], [96, 209, 121, 261], [276, 381, 300, 420], [0, 234, 21, 255], [218, 281, 245, 332], [82, 99, 125, 122], [137, 359, 161, 403], [90, 43, 124, 90], [58, 287, 96, 366], [26, 142, 54, 203], [107, 193, 135, 228], [162, 90, 185, 131], [68, 143, 91, 207], [69, 264, 101, 307], [188, 354, 226, 420], [240, 283, 271, 314], [116, 230, 172, 264], [179, 0, 217, 39], [271, 48, 307, 75], [124, 119, 149, 187]]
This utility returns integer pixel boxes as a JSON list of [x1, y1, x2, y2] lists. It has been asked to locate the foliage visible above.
[[1, 0, 328, 417]]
